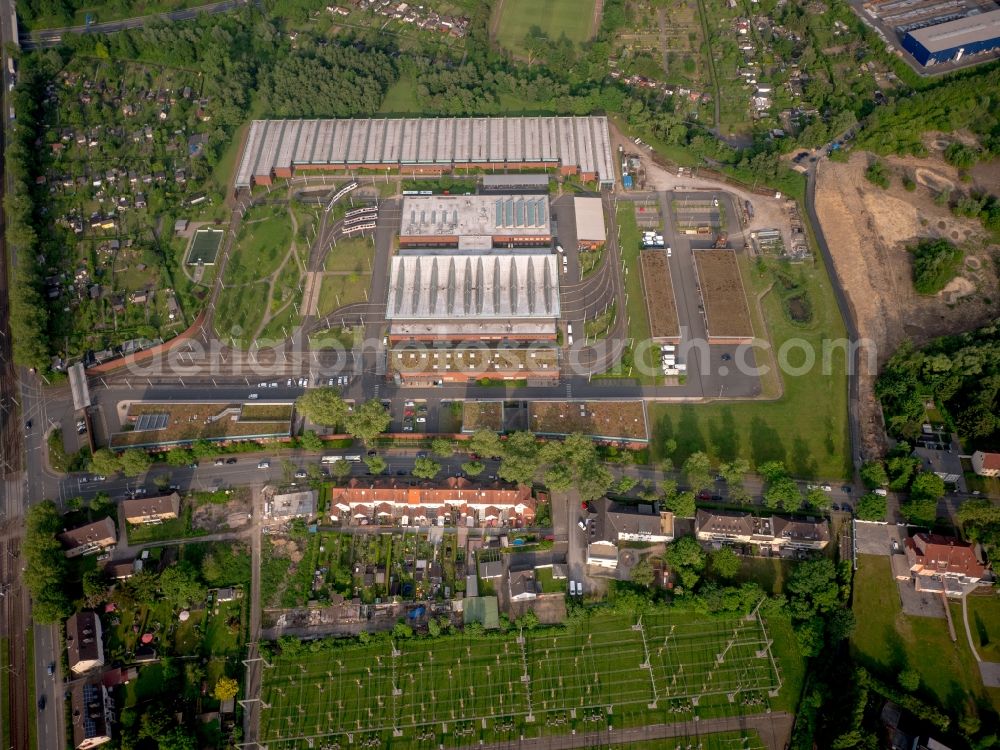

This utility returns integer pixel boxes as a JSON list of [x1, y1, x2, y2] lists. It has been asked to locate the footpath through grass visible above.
[[852, 555, 1000, 713], [215, 204, 294, 339], [494, 0, 597, 57], [649, 255, 850, 480]]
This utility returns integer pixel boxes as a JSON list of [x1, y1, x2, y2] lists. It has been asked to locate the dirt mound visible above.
[[814, 151, 998, 458], [913, 167, 955, 194]]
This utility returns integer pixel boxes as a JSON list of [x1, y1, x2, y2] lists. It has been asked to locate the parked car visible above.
[[225, 458, 238, 465], [294, 470, 307, 479]]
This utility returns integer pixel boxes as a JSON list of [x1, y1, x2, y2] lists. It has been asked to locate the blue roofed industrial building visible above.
[[901, 9, 1000, 66]]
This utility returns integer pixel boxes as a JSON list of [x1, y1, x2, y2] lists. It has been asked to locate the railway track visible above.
[[0, 535, 29, 750]]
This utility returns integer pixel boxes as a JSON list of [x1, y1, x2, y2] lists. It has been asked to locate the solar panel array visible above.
[[235, 116, 616, 189], [134, 413, 169, 432]]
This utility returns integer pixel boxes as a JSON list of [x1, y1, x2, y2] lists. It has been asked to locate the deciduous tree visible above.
[[295, 387, 348, 427], [683, 451, 713, 493], [345, 399, 391, 444], [412, 456, 441, 480]]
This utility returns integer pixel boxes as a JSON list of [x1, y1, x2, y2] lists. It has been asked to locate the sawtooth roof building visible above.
[[234, 116, 616, 190], [902, 10, 1000, 66], [386, 252, 560, 342]]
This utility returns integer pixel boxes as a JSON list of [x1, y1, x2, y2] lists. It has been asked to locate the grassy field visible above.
[[494, 0, 597, 57], [852, 555, 1000, 714], [260, 610, 792, 748], [317, 274, 371, 317], [325, 237, 375, 274], [648, 254, 850, 480], [963, 593, 1000, 663], [596, 205, 659, 384], [214, 204, 294, 339], [380, 73, 422, 115]]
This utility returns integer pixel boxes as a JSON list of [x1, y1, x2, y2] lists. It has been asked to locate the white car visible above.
[[257, 461, 270, 470], [821, 484, 833, 492], [248, 393, 258, 399]]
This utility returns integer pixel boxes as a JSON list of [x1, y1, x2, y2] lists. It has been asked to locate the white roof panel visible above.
[[365, 119, 388, 163], [489, 118, 505, 162], [235, 120, 266, 188], [401, 118, 421, 163], [329, 120, 351, 165], [274, 119, 301, 171], [419, 119, 438, 163], [453, 118, 472, 162], [346, 119, 369, 163], [471, 118, 489, 162], [383, 118, 403, 164], [294, 120, 318, 164], [313, 119, 334, 165], [523, 117, 540, 161]]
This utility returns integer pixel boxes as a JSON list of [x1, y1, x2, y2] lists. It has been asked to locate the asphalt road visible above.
[[20, 0, 251, 48]]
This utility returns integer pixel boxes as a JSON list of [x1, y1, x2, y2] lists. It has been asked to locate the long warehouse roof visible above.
[[385, 253, 560, 320], [235, 116, 616, 188], [907, 9, 1000, 52]]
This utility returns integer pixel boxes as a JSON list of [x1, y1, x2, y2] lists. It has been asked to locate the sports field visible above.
[[259, 610, 782, 748], [494, 0, 597, 57], [185, 228, 224, 265]]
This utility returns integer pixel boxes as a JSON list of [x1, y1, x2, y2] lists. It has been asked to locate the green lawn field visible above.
[[648, 254, 850, 480], [260, 610, 794, 748], [380, 73, 421, 115], [214, 204, 294, 339], [317, 273, 371, 317], [494, 0, 597, 57], [852, 555, 1000, 713], [965, 593, 1000, 662]]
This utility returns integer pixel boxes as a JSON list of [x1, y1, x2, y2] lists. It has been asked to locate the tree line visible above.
[[877, 321, 1000, 448]]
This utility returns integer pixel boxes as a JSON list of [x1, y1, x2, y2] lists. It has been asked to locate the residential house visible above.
[[121, 492, 180, 525], [66, 611, 105, 674], [264, 489, 317, 520], [586, 498, 674, 569], [904, 533, 988, 596], [70, 682, 114, 749], [971, 451, 1000, 478], [478, 558, 503, 579], [330, 477, 536, 527], [695, 509, 757, 545], [58, 518, 117, 558], [102, 559, 141, 580], [508, 570, 538, 602], [696, 510, 829, 552], [771, 515, 830, 550]]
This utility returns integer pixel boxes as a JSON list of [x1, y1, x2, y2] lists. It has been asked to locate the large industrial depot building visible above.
[[234, 115, 616, 190], [901, 9, 1000, 65], [385, 252, 560, 342], [398, 194, 552, 249]]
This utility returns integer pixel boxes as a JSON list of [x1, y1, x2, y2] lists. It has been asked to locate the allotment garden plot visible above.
[[259, 611, 782, 747]]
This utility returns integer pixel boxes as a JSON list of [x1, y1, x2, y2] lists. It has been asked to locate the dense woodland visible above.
[[877, 321, 1000, 449]]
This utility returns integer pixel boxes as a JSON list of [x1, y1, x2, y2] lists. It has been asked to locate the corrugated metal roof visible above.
[[233, 117, 617, 189], [908, 9, 1000, 52]]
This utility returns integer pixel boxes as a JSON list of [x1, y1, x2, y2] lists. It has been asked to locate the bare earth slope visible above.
[[814, 151, 999, 456]]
